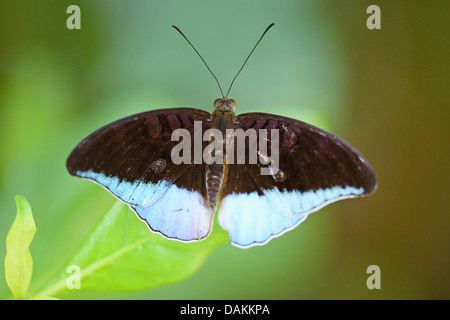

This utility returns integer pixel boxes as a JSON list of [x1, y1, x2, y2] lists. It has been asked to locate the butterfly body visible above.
[[204, 99, 237, 209]]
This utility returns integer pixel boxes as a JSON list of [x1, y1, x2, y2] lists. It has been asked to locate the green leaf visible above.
[[4, 195, 36, 300], [35, 201, 228, 297]]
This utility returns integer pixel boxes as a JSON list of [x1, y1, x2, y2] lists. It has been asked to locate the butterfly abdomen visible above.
[[205, 163, 224, 208]]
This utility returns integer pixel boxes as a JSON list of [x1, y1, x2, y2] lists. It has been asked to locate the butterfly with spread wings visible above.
[[67, 24, 377, 248]]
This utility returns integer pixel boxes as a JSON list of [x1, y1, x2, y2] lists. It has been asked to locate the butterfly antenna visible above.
[[172, 25, 225, 98], [225, 23, 275, 98]]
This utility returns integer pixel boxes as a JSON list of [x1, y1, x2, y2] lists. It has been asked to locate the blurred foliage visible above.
[[0, 0, 448, 299]]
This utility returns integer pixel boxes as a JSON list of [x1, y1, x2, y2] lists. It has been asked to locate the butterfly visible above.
[[67, 24, 377, 248]]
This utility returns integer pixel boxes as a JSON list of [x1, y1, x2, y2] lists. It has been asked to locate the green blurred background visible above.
[[0, 0, 448, 299]]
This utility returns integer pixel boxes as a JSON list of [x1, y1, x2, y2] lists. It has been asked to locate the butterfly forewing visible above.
[[235, 112, 377, 194]]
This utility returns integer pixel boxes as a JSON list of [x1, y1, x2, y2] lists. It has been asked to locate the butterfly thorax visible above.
[[205, 99, 236, 208]]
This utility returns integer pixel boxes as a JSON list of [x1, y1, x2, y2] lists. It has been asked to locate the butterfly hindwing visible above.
[[67, 108, 215, 241], [218, 112, 377, 248], [131, 162, 213, 241]]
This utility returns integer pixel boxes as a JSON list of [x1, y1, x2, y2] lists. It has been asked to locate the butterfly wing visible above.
[[218, 112, 377, 248], [67, 108, 215, 241]]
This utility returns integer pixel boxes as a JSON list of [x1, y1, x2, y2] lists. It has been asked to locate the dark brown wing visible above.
[[218, 112, 377, 248], [67, 108, 219, 242], [221, 112, 377, 197]]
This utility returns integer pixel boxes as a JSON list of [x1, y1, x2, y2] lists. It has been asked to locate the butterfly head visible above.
[[214, 98, 236, 112]]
